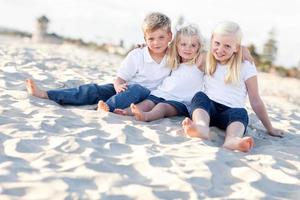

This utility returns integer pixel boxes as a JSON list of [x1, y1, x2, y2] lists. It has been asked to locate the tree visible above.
[[262, 28, 278, 65], [248, 44, 261, 65]]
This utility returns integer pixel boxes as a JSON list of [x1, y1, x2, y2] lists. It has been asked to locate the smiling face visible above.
[[144, 28, 172, 56], [211, 33, 239, 64], [177, 35, 200, 63]]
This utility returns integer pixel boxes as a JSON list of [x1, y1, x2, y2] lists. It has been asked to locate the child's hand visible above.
[[268, 128, 284, 138], [115, 83, 128, 93]]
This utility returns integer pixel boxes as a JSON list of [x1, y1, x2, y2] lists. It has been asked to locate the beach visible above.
[[0, 35, 299, 199]]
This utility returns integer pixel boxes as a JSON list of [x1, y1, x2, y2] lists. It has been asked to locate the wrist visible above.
[[266, 127, 274, 134]]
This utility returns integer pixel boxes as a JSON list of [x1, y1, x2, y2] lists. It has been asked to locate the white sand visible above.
[[0, 35, 299, 199]]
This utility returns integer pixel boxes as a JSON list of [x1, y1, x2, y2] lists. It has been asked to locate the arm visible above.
[[114, 77, 128, 93], [241, 46, 254, 64], [115, 49, 138, 93], [246, 76, 284, 137], [196, 51, 207, 72]]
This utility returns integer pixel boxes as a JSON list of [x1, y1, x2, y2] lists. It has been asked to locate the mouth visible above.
[[215, 53, 225, 58]]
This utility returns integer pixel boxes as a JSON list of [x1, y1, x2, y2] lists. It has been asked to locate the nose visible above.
[[153, 39, 160, 45], [215, 46, 224, 53]]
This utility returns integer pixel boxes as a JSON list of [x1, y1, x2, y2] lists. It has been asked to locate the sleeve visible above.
[[116, 49, 139, 81], [243, 61, 257, 81]]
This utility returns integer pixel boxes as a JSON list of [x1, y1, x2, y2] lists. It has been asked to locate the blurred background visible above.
[[0, 0, 299, 70]]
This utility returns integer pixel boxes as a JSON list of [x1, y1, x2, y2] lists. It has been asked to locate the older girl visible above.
[[183, 21, 283, 152]]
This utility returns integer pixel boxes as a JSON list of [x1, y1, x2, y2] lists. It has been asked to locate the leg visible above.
[[105, 84, 150, 112], [182, 108, 210, 139], [114, 107, 132, 116], [182, 92, 212, 139], [223, 122, 254, 152], [131, 102, 177, 121], [215, 107, 252, 152], [47, 83, 115, 105], [115, 99, 155, 116], [25, 79, 49, 99]]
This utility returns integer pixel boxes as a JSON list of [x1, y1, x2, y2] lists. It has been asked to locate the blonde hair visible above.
[[142, 12, 171, 34], [206, 21, 243, 84], [167, 24, 204, 69]]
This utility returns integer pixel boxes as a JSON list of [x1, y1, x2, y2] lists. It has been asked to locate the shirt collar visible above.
[[143, 47, 167, 64], [143, 47, 155, 63]]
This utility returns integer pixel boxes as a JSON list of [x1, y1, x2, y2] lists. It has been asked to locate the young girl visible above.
[[182, 21, 283, 152], [101, 25, 206, 121]]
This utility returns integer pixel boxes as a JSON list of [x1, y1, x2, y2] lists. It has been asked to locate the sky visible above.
[[0, 0, 299, 67]]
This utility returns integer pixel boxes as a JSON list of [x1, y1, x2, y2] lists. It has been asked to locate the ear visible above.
[[234, 45, 240, 53], [168, 32, 172, 42]]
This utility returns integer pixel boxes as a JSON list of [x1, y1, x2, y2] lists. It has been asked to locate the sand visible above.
[[0, 35, 299, 199]]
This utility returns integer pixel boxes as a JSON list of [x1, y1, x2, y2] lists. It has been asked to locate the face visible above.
[[211, 34, 239, 64], [144, 28, 172, 55], [177, 35, 200, 63]]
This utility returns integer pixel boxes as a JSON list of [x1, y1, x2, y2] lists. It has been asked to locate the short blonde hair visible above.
[[167, 24, 204, 69], [206, 21, 243, 84], [142, 12, 171, 34]]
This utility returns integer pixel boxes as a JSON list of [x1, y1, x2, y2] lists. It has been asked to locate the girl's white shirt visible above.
[[204, 61, 257, 108], [151, 63, 204, 106]]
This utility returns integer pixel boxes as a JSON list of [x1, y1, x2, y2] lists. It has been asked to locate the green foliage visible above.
[[248, 42, 299, 79], [262, 28, 278, 65]]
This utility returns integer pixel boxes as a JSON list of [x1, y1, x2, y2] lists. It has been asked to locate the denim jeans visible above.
[[190, 92, 249, 133], [105, 84, 150, 112], [47, 83, 116, 105]]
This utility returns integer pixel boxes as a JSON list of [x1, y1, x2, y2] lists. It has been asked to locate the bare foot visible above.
[[25, 79, 48, 99], [114, 109, 128, 116], [223, 136, 254, 152], [130, 103, 146, 121], [97, 100, 110, 112], [182, 117, 209, 139]]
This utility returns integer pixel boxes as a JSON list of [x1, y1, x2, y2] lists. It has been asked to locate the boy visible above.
[[26, 12, 172, 109]]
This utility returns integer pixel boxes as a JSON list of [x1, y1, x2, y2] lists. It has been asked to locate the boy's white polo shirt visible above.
[[204, 61, 257, 108], [117, 47, 171, 91]]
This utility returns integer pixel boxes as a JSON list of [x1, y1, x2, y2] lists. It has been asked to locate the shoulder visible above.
[[241, 61, 256, 71], [241, 60, 256, 68], [241, 61, 257, 80], [126, 47, 145, 57], [123, 47, 145, 63]]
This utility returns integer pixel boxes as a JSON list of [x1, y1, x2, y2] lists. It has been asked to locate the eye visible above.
[[181, 43, 186, 47], [214, 41, 220, 46], [225, 44, 231, 49], [191, 44, 197, 48]]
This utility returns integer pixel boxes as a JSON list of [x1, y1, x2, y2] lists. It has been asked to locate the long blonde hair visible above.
[[206, 21, 243, 84], [167, 24, 204, 69]]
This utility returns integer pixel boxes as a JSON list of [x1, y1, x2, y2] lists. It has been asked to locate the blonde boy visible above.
[[26, 12, 172, 110]]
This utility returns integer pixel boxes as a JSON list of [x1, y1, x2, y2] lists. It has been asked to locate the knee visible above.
[[127, 84, 150, 98], [191, 92, 208, 103], [128, 84, 148, 92], [230, 108, 249, 125]]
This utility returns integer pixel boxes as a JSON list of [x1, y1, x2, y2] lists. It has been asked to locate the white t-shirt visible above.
[[117, 47, 171, 91], [151, 63, 204, 106], [204, 61, 257, 108]]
